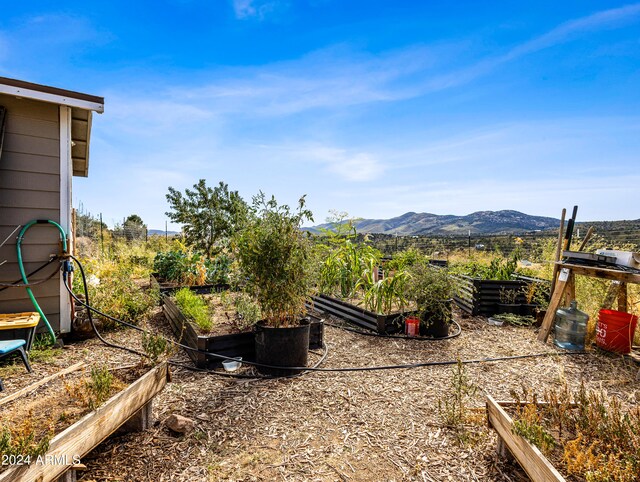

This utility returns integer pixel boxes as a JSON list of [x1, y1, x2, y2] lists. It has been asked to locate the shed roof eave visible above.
[[0, 77, 104, 113]]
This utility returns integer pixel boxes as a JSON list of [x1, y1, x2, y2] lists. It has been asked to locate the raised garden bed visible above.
[[163, 294, 324, 368], [486, 395, 566, 481], [0, 362, 169, 482], [453, 275, 548, 317], [310, 294, 405, 334]]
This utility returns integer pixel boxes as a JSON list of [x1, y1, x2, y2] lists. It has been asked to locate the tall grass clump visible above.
[[174, 287, 212, 332]]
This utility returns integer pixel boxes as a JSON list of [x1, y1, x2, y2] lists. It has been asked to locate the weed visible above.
[[141, 330, 169, 364], [0, 413, 52, 459], [511, 403, 556, 454], [234, 292, 261, 330], [491, 313, 536, 326], [498, 287, 519, 304], [66, 365, 121, 410], [28, 335, 62, 362], [510, 383, 640, 481], [175, 288, 212, 332], [437, 359, 477, 442], [85, 366, 114, 410]]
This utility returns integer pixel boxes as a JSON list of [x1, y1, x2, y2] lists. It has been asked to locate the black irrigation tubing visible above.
[[65, 255, 589, 375], [0, 256, 59, 290], [323, 319, 462, 341], [65, 254, 329, 379]]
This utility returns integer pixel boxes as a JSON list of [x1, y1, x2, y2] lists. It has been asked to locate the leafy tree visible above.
[[123, 214, 147, 241], [165, 180, 248, 257]]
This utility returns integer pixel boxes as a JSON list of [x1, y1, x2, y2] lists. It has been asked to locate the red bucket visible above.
[[596, 309, 638, 354], [405, 316, 420, 337]]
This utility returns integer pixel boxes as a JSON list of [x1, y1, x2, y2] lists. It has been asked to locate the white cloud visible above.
[[232, 0, 287, 20]]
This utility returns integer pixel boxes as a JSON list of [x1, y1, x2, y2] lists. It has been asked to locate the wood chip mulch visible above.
[[1, 307, 638, 481]]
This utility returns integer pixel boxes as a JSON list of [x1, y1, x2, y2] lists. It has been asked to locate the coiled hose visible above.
[[16, 220, 68, 344]]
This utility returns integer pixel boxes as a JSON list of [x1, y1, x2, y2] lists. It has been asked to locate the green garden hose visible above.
[[16, 220, 68, 344]]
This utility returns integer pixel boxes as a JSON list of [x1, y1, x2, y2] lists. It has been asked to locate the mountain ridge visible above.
[[307, 210, 561, 235]]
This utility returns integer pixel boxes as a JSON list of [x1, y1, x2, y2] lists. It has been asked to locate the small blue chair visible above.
[[0, 339, 32, 392]]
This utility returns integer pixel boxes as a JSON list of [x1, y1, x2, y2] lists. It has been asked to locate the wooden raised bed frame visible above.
[[486, 395, 566, 482], [0, 362, 169, 482], [164, 294, 324, 368]]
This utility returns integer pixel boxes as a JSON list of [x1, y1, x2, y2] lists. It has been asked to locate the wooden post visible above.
[[563, 273, 575, 306], [550, 209, 567, 296], [119, 400, 153, 433], [538, 268, 570, 342], [618, 282, 628, 312]]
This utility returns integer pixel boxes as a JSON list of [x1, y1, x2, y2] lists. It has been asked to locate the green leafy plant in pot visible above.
[[406, 262, 457, 337], [236, 192, 314, 376]]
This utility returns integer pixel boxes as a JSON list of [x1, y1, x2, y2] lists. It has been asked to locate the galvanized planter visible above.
[[453, 275, 548, 317], [150, 273, 229, 296], [310, 294, 405, 334]]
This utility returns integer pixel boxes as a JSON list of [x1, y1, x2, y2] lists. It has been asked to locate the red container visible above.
[[405, 316, 420, 337], [596, 309, 638, 354]]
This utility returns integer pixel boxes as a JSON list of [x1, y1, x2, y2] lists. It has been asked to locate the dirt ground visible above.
[[1, 307, 638, 482]]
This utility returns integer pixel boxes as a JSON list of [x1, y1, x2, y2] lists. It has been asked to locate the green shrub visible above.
[[236, 193, 314, 327], [91, 272, 159, 329], [153, 249, 231, 285], [174, 288, 212, 332], [234, 292, 262, 330]]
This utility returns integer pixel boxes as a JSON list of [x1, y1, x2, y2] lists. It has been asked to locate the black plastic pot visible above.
[[255, 319, 310, 376], [496, 303, 520, 315], [419, 299, 452, 338], [520, 303, 539, 317]]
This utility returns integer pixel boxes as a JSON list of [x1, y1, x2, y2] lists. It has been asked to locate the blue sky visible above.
[[2, 1, 639, 229]]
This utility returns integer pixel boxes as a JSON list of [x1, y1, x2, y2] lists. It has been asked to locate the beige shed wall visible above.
[[0, 94, 62, 330]]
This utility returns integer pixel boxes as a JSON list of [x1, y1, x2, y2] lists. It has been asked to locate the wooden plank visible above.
[[486, 395, 566, 482], [4, 114, 58, 140], [559, 263, 640, 284], [0, 94, 60, 122], [2, 132, 59, 158], [0, 363, 169, 482], [0, 362, 85, 408], [0, 187, 59, 210], [0, 151, 59, 175], [538, 269, 569, 342]]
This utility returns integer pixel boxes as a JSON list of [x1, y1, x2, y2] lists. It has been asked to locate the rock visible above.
[[166, 414, 195, 434]]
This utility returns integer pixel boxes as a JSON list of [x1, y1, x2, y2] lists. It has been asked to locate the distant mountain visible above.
[[148, 229, 180, 236], [307, 210, 560, 236]]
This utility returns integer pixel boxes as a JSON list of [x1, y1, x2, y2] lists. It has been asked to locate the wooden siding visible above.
[[0, 93, 62, 332]]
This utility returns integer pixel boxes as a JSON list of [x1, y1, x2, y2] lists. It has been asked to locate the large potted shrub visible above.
[[236, 193, 314, 376], [406, 262, 457, 338]]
